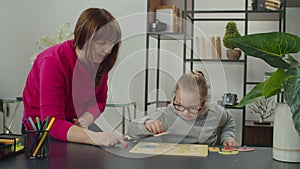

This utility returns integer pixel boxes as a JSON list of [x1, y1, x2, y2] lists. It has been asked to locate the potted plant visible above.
[[233, 32, 300, 162], [223, 21, 241, 60], [248, 97, 275, 124]]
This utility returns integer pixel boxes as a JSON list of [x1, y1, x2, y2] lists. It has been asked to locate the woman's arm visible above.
[[67, 125, 127, 147], [84, 74, 108, 120]]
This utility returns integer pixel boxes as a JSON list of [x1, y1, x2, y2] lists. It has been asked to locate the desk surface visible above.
[[1, 138, 299, 169]]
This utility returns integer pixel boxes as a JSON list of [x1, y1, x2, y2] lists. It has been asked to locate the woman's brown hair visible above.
[[74, 8, 121, 86]]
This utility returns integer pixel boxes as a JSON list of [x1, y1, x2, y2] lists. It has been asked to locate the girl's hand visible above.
[[144, 119, 164, 134], [222, 139, 240, 147]]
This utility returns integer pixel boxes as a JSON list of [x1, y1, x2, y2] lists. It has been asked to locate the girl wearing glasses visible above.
[[128, 70, 239, 146]]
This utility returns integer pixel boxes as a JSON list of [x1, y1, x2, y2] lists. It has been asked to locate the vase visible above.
[[226, 49, 241, 60], [273, 103, 300, 162]]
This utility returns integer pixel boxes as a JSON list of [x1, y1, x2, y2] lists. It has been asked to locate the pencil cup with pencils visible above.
[[23, 116, 55, 159], [25, 130, 50, 159]]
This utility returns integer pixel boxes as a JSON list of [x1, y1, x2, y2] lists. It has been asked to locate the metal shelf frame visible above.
[[144, 0, 287, 145]]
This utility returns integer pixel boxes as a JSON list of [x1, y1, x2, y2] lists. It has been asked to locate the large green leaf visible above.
[[235, 82, 265, 108], [283, 66, 300, 135], [262, 69, 284, 97], [233, 32, 300, 69], [286, 54, 299, 67]]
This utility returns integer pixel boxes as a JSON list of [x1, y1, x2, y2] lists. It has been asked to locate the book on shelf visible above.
[[216, 37, 222, 59], [210, 36, 222, 59], [199, 36, 207, 59], [195, 36, 222, 60], [210, 36, 216, 59]]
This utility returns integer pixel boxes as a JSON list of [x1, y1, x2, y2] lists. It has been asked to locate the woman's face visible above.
[[91, 40, 114, 64], [173, 90, 203, 121]]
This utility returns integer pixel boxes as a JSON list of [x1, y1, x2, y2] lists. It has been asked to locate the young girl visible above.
[[128, 70, 239, 146]]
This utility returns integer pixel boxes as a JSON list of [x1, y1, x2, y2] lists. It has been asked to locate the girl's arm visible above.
[[127, 108, 167, 138], [219, 110, 237, 144]]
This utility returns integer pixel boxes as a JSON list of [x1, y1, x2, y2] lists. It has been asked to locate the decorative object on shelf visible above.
[[156, 5, 179, 32], [252, 0, 266, 10], [265, 0, 282, 11], [30, 22, 73, 65], [233, 32, 300, 162], [223, 22, 241, 60], [151, 19, 167, 32], [248, 97, 275, 124], [221, 93, 238, 106]]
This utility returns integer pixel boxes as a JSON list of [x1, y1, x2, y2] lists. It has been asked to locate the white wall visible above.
[[0, 0, 299, 138], [0, 0, 147, 133]]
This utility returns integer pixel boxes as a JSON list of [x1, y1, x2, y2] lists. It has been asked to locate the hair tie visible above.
[[192, 70, 205, 78]]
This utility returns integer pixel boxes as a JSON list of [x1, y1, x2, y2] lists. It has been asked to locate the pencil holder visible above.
[[25, 130, 50, 159]]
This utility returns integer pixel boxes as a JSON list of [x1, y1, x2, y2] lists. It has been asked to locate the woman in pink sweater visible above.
[[22, 8, 127, 147]]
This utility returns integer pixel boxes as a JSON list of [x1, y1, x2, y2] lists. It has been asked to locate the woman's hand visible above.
[[88, 131, 128, 147], [222, 139, 240, 147], [144, 119, 164, 134], [74, 112, 94, 129]]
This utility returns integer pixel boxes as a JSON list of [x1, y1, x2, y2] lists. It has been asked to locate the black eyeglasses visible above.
[[172, 97, 203, 115]]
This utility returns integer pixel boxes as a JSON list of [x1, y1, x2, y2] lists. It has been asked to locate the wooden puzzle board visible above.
[[129, 142, 208, 157]]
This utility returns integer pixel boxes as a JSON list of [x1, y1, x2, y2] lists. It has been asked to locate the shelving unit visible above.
[[144, 0, 292, 145], [144, 0, 193, 114]]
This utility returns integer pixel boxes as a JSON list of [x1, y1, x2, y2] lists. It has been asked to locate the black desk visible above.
[[1, 138, 299, 169]]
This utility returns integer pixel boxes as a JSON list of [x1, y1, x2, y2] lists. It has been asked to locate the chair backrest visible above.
[[156, 101, 171, 108]]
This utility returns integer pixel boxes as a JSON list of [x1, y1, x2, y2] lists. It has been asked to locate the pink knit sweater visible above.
[[23, 40, 108, 141]]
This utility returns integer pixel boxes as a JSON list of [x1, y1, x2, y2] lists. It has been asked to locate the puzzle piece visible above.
[[237, 147, 255, 152], [208, 147, 220, 152], [219, 150, 239, 155], [139, 145, 156, 149], [221, 147, 237, 151]]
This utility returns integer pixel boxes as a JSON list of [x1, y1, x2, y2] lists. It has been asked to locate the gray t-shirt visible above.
[[127, 103, 236, 145]]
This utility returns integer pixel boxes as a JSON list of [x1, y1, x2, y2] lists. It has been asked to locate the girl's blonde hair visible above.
[[175, 70, 208, 101]]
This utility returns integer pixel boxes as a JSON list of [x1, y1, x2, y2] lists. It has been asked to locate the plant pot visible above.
[[226, 49, 241, 60], [273, 103, 300, 162]]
